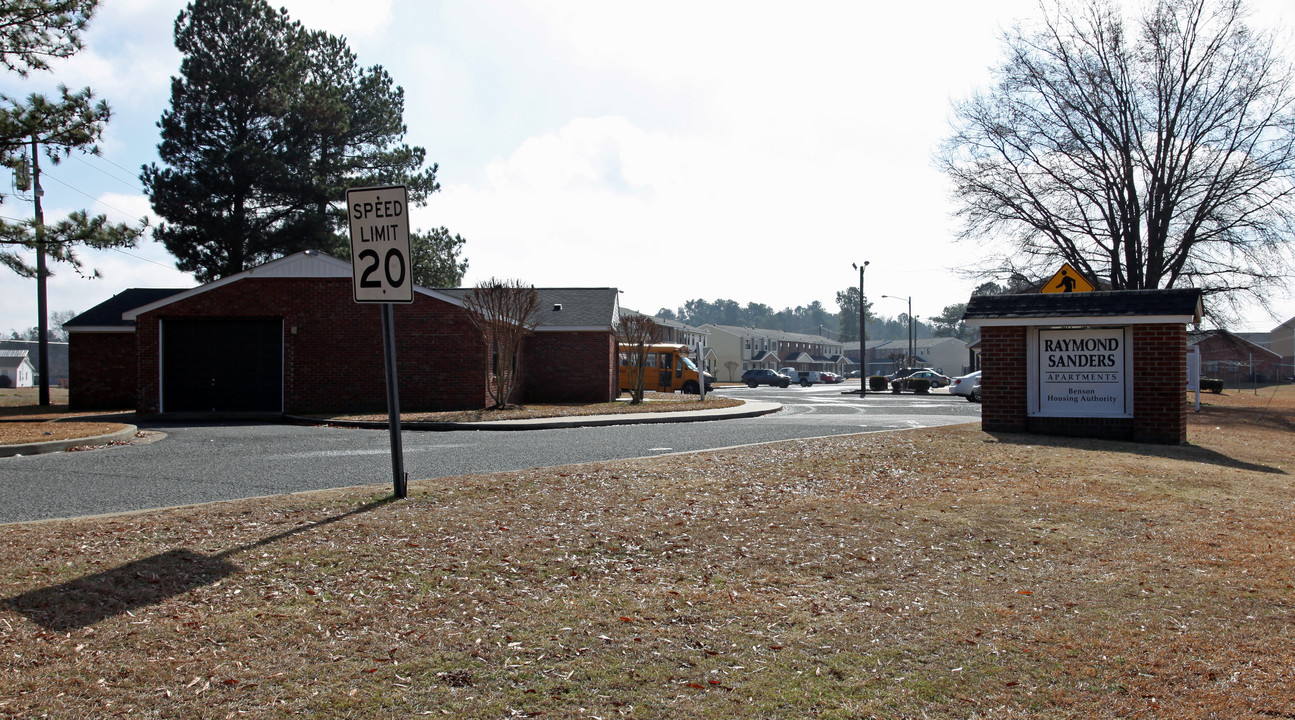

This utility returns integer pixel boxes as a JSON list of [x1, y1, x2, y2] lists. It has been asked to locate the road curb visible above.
[[0, 425, 139, 458], [288, 400, 782, 432]]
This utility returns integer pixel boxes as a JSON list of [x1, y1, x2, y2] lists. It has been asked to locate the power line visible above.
[[39, 173, 147, 222], [69, 153, 144, 194]]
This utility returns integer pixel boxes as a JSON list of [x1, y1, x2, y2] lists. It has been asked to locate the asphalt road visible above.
[[0, 383, 979, 524]]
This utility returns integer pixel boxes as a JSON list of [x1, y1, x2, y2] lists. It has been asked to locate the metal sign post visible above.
[[696, 341, 706, 401], [347, 185, 413, 499], [381, 303, 406, 498]]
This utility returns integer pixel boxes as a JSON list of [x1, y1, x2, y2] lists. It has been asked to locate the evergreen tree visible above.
[[142, 0, 461, 283], [0, 0, 96, 76], [0, 1, 142, 278], [410, 227, 468, 288]]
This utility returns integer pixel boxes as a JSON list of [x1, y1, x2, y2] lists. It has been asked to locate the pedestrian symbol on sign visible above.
[[1041, 263, 1095, 294]]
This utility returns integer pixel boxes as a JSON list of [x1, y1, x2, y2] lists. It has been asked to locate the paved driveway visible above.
[[0, 385, 978, 524]]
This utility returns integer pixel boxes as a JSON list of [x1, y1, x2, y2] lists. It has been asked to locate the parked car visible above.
[[907, 369, 951, 388], [886, 367, 921, 381], [890, 369, 952, 392], [741, 368, 791, 388], [819, 371, 843, 384], [780, 367, 822, 386], [845, 370, 862, 379], [949, 370, 981, 402]]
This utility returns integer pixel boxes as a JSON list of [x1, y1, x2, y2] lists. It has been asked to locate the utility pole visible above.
[[31, 135, 50, 406], [853, 261, 868, 396]]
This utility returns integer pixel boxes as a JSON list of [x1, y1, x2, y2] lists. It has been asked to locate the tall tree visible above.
[[835, 286, 874, 343], [0, 0, 94, 76], [410, 227, 468, 288], [929, 303, 972, 341], [142, 0, 461, 283], [0, 1, 143, 406], [286, 29, 440, 251], [0, 1, 141, 278], [141, 0, 309, 282], [938, 0, 1295, 317]]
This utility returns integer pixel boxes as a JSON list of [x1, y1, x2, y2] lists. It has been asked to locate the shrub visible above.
[[868, 375, 887, 391], [910, 378, 932, 394], [1200, 377, 1224, 393]]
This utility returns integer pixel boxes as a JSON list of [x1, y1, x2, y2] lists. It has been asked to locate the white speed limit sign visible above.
[[347, 184, 413, 303]]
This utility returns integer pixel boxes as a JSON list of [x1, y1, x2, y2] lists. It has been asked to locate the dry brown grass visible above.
[[0, 387, 68, 408], [0, 388, 129, 445], [0, 388, 1293, 718]]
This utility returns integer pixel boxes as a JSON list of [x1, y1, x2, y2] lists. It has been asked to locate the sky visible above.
[[1, 0, 1293, 337]]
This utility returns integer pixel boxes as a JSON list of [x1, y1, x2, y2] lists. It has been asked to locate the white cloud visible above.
[[280, 0, 394, 38]]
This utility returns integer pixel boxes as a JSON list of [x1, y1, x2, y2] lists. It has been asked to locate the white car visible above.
[[949, 371, 981, 402]]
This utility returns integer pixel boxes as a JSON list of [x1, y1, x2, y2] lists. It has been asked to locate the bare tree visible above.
[[724, 360, 739, 382], [615, 312, 659, 405], [462, 278, 542, 410], [938, 0, 1295, 318]]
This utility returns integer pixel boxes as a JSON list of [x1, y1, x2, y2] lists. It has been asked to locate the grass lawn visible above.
[[0, 388, 1292, 717]]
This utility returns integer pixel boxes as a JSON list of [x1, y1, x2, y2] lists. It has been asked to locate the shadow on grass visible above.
[[3, 496, 397, 631], [986, 432, 1285, 475]]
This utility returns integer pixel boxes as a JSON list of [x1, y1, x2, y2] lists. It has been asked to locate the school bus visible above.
[[618, 343, 714, 395]]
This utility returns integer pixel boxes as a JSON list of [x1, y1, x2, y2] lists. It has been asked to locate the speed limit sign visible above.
[[347, 184, 413, 303]]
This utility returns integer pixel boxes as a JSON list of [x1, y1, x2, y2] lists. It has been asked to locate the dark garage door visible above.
[[162, 318, 282, 412]]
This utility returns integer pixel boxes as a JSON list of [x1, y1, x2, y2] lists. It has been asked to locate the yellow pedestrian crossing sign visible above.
[[1042, 263, 1095, 293]]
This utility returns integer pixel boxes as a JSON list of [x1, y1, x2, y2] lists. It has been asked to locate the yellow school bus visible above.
[[618, 343, 713, 394]]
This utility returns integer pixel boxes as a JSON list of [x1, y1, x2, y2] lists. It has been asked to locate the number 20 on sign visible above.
[[347, 184, 413, 303]]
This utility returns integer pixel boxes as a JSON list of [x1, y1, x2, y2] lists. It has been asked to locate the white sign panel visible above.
[[1036, 327, 1130, 416], [347, 184, 413, 303]]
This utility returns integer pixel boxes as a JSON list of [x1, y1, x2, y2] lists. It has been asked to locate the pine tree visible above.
[[0, 0, 143, 278], [142, 0, 462, 283]]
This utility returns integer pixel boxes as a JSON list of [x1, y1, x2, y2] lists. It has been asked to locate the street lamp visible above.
[[852, 261, 868, 396], [881, 294, 913, 368]]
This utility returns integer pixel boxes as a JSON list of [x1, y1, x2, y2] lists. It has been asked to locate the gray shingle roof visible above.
[[65, 288, 190, 328], [963, 289, 1203, 324], [436, 288, 619, 330]]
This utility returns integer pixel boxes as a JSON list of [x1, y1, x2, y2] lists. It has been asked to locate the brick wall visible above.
[[136, 278, 492, 414], [68, 332, 137, 410], [522, 331, 617, 403], [1194, 332, 1282, 382], [979, 323, 1187, 444], [127, 277, 618, 414], [1131, 324, 1186, 444], [979, 326, 1028, 433]]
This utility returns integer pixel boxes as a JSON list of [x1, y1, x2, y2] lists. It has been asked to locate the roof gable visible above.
[[1188, 329, 1283, 360], [123, 251, 355, 320]]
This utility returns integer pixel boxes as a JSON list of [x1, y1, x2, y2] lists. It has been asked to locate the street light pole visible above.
[[881, 294, 913, 368], [853, 261, 868, 396]]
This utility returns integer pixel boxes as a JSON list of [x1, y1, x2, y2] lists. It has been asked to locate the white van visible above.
[[779, 367, 821, 387]]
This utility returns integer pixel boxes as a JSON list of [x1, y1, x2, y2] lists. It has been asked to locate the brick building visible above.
[[65, 252, 619, 413], [1189, 329, 1284, 385], [963, 289, 1203, 444]]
